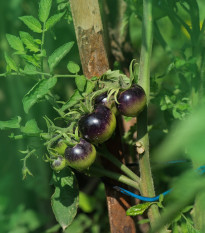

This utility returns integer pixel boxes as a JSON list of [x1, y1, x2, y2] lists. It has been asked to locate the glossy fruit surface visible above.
[[65, 139, 96, 171], [78, 105, 116, 144], [52, 156, 67, 172], [117, 85, 146, 117], [94, 92, 118, 115]]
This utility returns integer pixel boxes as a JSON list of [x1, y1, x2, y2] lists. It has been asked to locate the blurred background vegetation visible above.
[[1, 0, 205, 232]]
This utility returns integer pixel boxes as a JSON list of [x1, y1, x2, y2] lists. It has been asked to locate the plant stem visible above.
[[99, 148, 140, 184], [53, 74, 79, 78], [40, 23, 46, 77], [89, 166, 140, 190], [137, 0, 166, 230]]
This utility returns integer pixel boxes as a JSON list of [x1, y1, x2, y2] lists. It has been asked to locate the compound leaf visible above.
[[22, 77, 57, 113], [19, 16, 42, 33], [39, 0, 52, 23], [6, 34, 24, 52], [19, 31, 40, 53], [48, 42, 74, 72], [46, 12, 65, 30]]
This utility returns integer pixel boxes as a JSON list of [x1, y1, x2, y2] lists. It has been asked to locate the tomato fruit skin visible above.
[[53, 139, 67, 155], [94, 92, 118, 115], [78, 105, 116, 144], [52, 156, 67, 172], [117, 85, 146, 117], [65, 139, 96, 171]]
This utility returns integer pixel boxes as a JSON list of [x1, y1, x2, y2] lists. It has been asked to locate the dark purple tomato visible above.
[[51, 156, 67, 172], [94, 92, 118, 115], [65, 139, 96, 171], [117, 85, 146, 117], [78, 105, 116, 144]]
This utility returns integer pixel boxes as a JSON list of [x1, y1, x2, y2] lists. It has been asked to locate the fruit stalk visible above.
[[89, 166, 140, 190]]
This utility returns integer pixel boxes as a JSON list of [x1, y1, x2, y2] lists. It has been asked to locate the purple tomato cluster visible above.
[[52, 84, 146, 172]]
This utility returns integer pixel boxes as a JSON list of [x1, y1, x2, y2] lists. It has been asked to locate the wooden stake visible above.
[[70, 1, 137, 232]]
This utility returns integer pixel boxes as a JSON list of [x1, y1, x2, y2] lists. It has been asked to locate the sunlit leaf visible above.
[[39, 0, 52, 23], [19, 31, 40, 53], [19, 16, 42, 33], [6, 34, 24, 52]]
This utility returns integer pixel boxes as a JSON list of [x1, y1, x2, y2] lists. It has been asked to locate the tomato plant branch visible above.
[[89, 166, 140, 190], [137, 0, 167, 230], [99, 148, 140, 184]]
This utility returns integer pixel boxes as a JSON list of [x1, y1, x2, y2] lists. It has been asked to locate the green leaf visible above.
[[51, 169, 79, 231], [46, 12, 65, 30], [61, 90, 83, 112], [19, 31, 40, 53], [67, 61, 80, 74], [84, 80, 95, 95], [23, 64, 38, 75], [126, 202, 152, 216], [6, 34, 24, 52], [0, 116, 21, 130], [21, 119, 42, 136], [22, 77, 57, 113], [21, 55, 40, 67], [75, 75, 86, 92], [19, 16, 42, 33], [39, 0, 52, 23], [4, 53, 18, 71], [48, 42, 74, 72]]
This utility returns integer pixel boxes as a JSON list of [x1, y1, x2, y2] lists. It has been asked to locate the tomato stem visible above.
[[98, 147, 140, 185], [89, 166, 140, 190]]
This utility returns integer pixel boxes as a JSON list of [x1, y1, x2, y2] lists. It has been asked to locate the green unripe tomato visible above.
[[65, 139, 96, 171], [51, 156, 67, 172], [53, 139, 67, 155]]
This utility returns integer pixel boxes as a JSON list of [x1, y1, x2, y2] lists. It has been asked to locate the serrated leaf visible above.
[[0, 116, 21, 130], [51, 169, 79, 231], [61, 90, 83, 112], [6, 34, 24, 52], [39, 0, 52, 23], [23, 64, 38, 75], [19, 16, 42, 33], [22, 77, 57, 113], [19, 31, 40, 53], [4, 53, 18, 71], [48, 42, 74, 72], [75, 75, 86, 92], [126, 202, 152, 216], [67, 61, 80, 74], [46, 12, 65, 30], [21, 55, 40, 67], [21, 119, 42, 135]]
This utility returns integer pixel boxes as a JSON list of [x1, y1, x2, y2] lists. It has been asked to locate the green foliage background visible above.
[[1, 0, 205, 232]]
